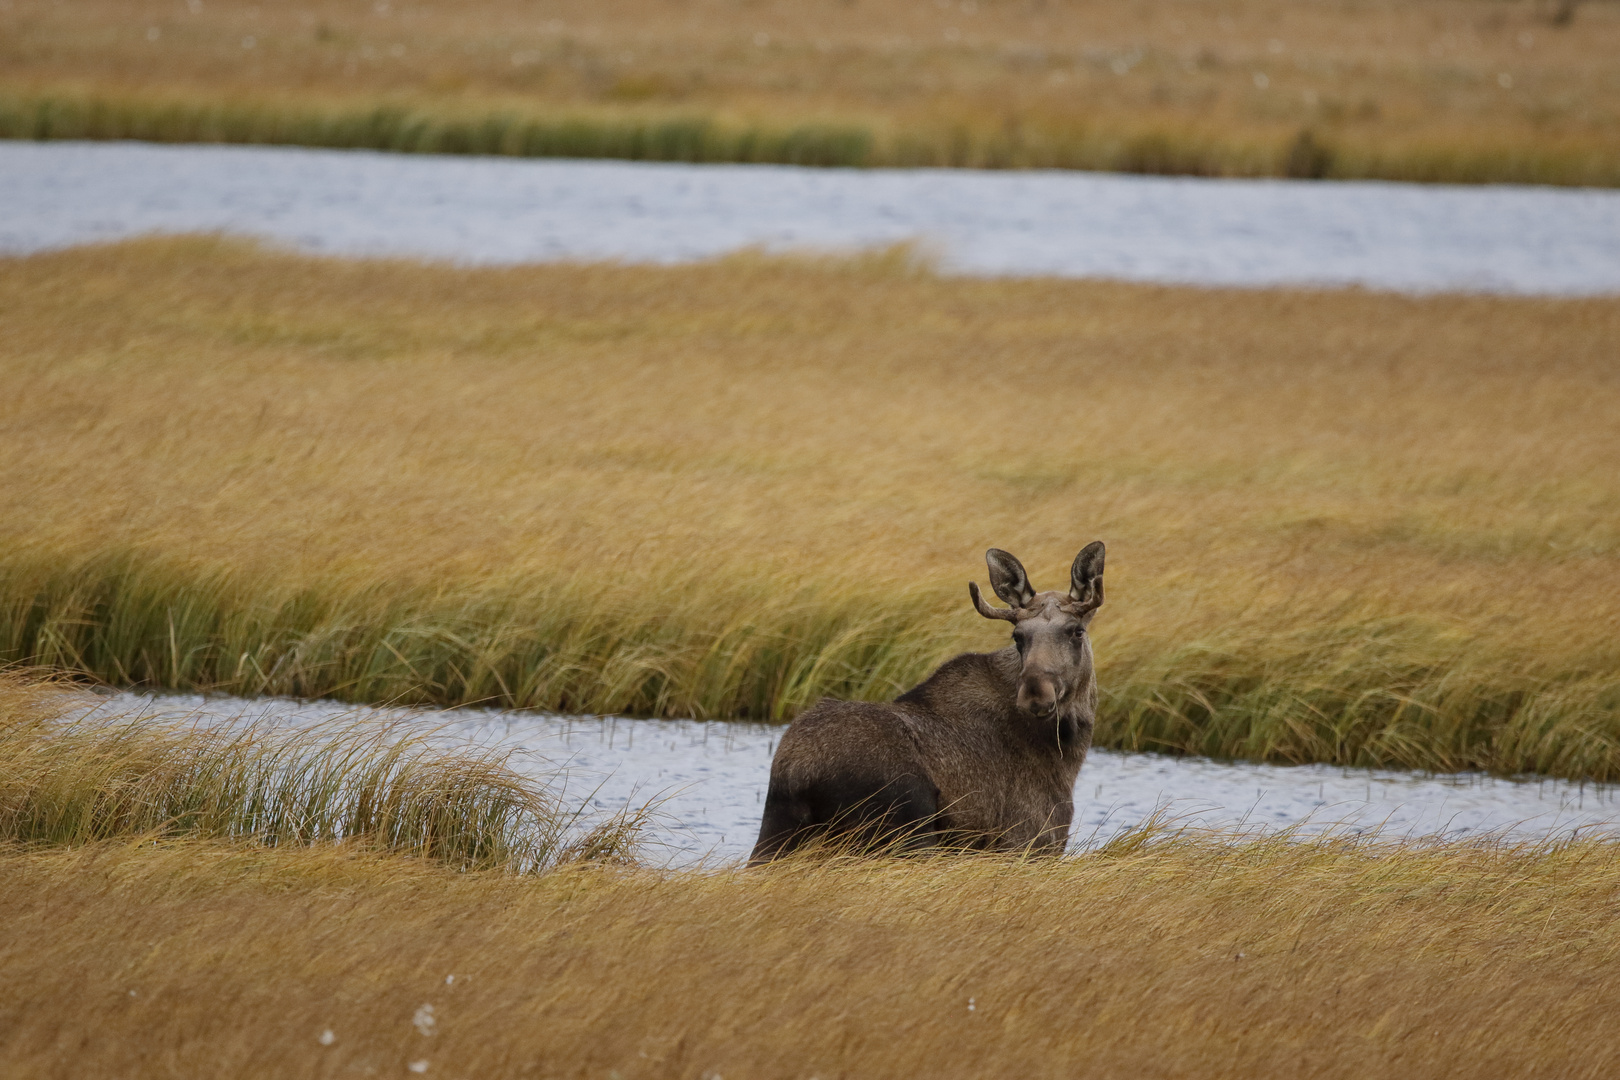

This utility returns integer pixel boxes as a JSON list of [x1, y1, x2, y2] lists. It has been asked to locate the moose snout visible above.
[[1017, 676, 1062, 716]]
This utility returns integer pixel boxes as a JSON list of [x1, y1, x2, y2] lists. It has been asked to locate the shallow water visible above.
[[5, 141, 1620, 294], [90, 693, 1620, 866]]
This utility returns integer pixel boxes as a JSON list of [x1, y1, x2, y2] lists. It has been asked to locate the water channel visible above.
[[94, 693, 1620, 867], [5, 140, 1619, 294]]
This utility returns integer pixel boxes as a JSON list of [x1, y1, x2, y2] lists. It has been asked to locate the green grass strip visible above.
[[0, 94, 875, 167], [4, 91, 1620, 185], [4, 553, 1618, 780]]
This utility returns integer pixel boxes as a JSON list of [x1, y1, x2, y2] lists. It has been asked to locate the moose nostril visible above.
[[1020, 681, 1056, 715]]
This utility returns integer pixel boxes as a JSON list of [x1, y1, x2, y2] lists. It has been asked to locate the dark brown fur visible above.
[[750, 544, 1105, 862]]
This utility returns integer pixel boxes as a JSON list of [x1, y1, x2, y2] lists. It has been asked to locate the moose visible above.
[[750, 542, 1105, 862]]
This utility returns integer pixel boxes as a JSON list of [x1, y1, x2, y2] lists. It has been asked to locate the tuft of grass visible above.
[[2, 240, 1619, 776], [4, 827, 1620, 1076], [0, 670, 630, 870]]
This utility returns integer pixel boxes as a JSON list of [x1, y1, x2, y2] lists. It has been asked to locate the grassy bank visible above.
[[3, 240, 1619, 776], [4, 552, 945, 723], [4, 831, 1620, 1077], [0, 93, 879, 169], [7, 90, 1620, 185], [4, 0, 1620, 184]]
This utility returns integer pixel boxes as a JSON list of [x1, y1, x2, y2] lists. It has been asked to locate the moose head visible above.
[[968, 543, 1105, 718]]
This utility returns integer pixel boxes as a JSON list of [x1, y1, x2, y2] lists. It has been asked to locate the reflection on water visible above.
[[89, 693, 1620, 866]]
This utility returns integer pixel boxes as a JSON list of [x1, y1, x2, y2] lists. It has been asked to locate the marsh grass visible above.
[[0, 93, 878, 168], [0, 670, 629, 869], [3, 240, 1618, 777], [9, 543, 1620, 779], [3, 551, 948, 721], [5, 825, 1620, 1077], [3, 0, 1619, 184], [8, 90, 1619, 185], [1103, 620, 1620, 778]]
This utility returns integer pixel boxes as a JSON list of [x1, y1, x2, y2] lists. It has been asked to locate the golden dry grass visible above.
[[3, 0, 1620, 180], [3, 238, 1619, 772], [4, 831, 1620, 1078]]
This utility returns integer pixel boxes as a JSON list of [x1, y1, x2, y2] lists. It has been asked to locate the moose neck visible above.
[[899, 646, 1094, 759]]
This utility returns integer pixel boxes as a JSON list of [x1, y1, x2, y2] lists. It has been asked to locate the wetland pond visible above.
[[4, 141, 1620, 294], [98, 693, 1620, 867]]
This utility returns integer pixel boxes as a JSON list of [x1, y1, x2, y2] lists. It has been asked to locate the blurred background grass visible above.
[[3, 0, 1619, 182], [3, 238, 1617, 776]]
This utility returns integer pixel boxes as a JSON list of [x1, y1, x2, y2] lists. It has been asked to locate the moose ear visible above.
[[985, 548, 1036, 608], [1069, 541, 1105, 610]]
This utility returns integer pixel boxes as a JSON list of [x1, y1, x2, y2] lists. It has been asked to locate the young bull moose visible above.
[[750, 543, 1105, 862]]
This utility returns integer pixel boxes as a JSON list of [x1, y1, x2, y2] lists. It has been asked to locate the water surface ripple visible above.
[[5, 141, 1619, 294]]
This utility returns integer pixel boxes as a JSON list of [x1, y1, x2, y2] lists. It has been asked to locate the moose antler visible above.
[[969, 581, 1019, 622]]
